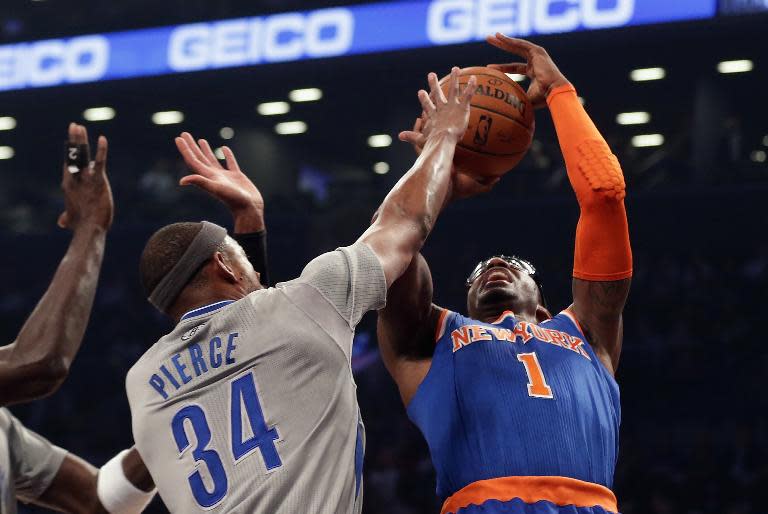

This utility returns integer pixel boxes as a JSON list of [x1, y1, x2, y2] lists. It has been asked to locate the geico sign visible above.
[[0, 36, 109, 90], [168, 8, 354, 71], [427, 0, 635, 43]]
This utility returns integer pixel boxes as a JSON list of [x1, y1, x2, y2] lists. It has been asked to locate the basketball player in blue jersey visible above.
[[378, 35, 632, 514]]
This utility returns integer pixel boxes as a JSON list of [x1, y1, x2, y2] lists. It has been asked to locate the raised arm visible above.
[[489, 34, 632, 374], [377, 253, 444, 405], [0, 123, 113, 406], [175, 133, 270, 286], [360, 67, 476, 287]]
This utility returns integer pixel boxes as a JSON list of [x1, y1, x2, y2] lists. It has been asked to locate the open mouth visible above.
[[482, 267, 514, 287]]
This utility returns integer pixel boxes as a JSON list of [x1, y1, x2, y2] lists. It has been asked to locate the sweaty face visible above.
[[466, 257, 541, 320]]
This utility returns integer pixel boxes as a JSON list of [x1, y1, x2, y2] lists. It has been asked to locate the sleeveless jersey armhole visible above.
[[435, 308, 452, 342], [561, 308, 587, 341]]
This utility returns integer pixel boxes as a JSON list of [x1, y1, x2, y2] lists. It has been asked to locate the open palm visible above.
[[175, 132, 263, 216]]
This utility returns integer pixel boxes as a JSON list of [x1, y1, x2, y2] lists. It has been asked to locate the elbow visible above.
[[578, 184, 627, 214], [27, 355, 70, 399], [572, 140, 627, 210]]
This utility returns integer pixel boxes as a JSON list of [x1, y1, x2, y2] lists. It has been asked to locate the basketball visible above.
[[439, 66, 534, 181]]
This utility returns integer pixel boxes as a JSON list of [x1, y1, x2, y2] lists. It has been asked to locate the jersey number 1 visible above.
[[171, 372, 282, 508], [517, 352, 554, 399]]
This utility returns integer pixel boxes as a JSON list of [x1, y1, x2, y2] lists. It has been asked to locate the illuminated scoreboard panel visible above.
[[0, 0, 717, 92]]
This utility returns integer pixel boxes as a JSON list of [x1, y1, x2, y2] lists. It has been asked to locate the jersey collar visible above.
[[180, 300, 234, 322]]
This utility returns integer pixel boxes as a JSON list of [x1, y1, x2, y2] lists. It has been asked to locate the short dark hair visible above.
[[139, 222, 206, 297]]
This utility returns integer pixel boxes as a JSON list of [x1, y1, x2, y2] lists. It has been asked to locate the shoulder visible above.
[[434, 308, 454, 341], [435, 309, 471, 342], [540, 308, 587, 340], [125, 341, 163, 396]]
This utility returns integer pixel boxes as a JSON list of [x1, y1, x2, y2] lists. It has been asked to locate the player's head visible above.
[[140, 221, 262, 319], [465, 255, 550, 323]]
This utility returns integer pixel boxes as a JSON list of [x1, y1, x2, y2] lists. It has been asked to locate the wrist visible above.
[[232, 206, 266, 233], [72, 221, 108, 238], [425, 129, 461, 144], [545, 82, 576, 106]]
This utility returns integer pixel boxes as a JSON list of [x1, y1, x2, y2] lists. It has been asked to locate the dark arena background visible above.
[[1, 1, 767, 512]]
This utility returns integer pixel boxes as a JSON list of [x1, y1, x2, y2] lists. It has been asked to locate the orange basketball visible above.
[[439, 66, 534, 181]]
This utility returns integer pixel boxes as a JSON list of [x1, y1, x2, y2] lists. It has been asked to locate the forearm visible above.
[[37, 449, 155, 514], [232, 206, 265, 233], [6, 224, 106, 394], [548, 84, 632, 281], [372, 131, 457, 249]]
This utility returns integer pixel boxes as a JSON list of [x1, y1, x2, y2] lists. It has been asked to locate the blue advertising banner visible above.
[[0, 0, 717, 92]]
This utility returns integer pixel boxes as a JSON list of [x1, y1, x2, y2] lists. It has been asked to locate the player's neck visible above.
[[475, 307, 538, 325], [168, 285, 248, 323]]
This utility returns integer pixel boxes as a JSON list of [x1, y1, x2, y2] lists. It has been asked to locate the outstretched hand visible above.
[[59, 123, 113, 231], [400, 67, 476, 147], [175, 132, 265, 232], [399, 69, 497, 199], [487, 33, 569, 109]]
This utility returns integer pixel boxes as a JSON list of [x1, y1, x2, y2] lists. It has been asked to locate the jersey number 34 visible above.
[[170, 371, 281, 508]]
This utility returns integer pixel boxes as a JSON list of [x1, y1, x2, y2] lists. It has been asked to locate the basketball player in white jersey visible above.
[[125, 69, 477, 513]]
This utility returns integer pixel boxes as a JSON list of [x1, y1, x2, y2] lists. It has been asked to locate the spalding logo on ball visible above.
[[438, 66, 535, 182]]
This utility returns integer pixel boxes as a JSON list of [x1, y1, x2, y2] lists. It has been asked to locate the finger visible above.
[[221, 146, 240, 171], [488, 63, 529, 77], [428, 72, 447, 104], [68, 122, 77, 144], [418, 89, 437, 116], [77, 125, 91, 162], [57, 212, 69, 229], [198, 139, 223, 168], [486, 33, 534, 59], [175, 137, 213, 176], [398, 131, 424, 144], [462, 75, 477, 103], [75, 124, 87, 145], [179, 174, 218, 190], [93, 136, 108, 176], [413, 117, 423, 134], [180, 132, 208, 164], [399, 131, 425, 156], [448, 66, 461, 102]]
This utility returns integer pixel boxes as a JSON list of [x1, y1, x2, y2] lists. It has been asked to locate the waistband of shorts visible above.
[[441, 475, 618, 514]]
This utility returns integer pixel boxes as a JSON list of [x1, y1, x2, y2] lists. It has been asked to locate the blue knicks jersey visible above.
[[407, 309, 620, 510]]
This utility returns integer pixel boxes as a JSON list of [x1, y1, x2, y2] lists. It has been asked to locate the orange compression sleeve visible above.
[[547, 84, 632, 281]]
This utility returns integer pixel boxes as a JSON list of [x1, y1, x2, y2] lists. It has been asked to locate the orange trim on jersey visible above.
[[435, 309, 450, 342], [491, 310, 515, 324], [561, 309, 585, 337], [441, 475, 618, 514]]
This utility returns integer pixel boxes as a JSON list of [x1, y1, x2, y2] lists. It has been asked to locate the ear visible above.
[[213, 251, 238, 283], [535, 304, 552, 323]]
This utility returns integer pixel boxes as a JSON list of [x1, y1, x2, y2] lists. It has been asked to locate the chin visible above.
[[478, 285, 518, 308]]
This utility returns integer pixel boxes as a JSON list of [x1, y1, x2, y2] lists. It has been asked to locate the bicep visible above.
[[377, 253, 441, 404], [571, 277, 631, 374]]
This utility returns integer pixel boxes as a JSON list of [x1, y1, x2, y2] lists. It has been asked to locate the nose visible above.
[[486, 257, 509, 268]]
